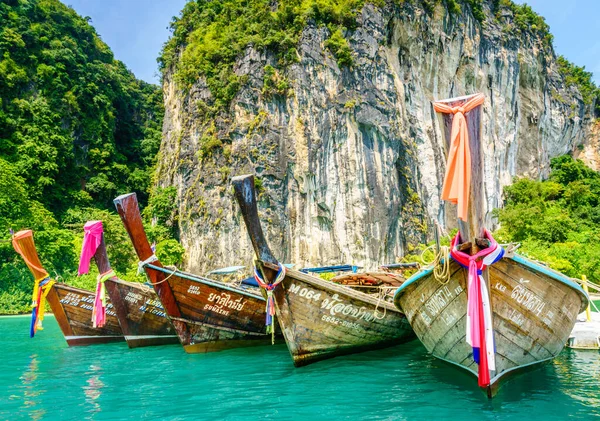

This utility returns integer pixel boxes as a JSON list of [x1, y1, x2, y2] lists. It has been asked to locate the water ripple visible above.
[[0, 315, 598, 420]]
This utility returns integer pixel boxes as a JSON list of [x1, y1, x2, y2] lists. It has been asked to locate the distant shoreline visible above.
[[0, 312, 54, 317]]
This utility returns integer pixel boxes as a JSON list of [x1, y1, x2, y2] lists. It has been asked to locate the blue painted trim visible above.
[[145, 264, 264, 301], [300, 264, 361, 274], [393, 254, 588, 307]]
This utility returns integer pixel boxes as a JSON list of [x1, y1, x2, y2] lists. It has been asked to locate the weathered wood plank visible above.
[[233, 174, 415, 367], [105, 279, 180, 348], [395, 254, 587, 395], [114, 192, 276, 353], [51, 283, 124, 346]]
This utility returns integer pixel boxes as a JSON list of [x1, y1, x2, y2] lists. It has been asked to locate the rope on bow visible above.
[[92, 269, 116, 328], [138, 254, 159, 275], [253, 262, 286, 344], [372, 288, 388, 320], [30, 277, 55, 338], [420, 244, 452, 285]]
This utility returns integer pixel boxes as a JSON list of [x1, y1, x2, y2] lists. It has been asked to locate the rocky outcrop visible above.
[[157, 0, 595, 272]]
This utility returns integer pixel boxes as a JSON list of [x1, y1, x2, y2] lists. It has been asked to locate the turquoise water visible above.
[[1, 315, 598, 420]]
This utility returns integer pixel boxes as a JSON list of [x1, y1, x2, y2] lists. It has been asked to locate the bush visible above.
[[495, 155, 600, 281]]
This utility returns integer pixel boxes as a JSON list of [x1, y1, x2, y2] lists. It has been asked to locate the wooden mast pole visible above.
[[436, 93, 485, 249]]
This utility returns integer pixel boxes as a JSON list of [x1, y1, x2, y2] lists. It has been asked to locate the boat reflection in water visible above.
[[20, 354, 46, 421], [83, 364, 104, 415]]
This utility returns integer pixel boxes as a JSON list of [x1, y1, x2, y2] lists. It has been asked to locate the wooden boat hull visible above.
[[394, 254, 588, 396], [104, 278, 179, 348], [46, 283, 124, 346], [114, 192, 277, 353], [143, 264, 274, 353], [265, 263, 415, 366], [232, 173, 415, 366]]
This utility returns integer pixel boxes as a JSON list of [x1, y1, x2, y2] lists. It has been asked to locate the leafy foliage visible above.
[[494, 156, 600, 282], [159, 0, 372, 112], [494, 0, 553, 47], [557, 56, 600, 115], [0, 0, 185, 313], [0, 0, 164, 212]]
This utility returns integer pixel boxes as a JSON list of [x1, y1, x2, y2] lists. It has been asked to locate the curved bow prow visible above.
[[231, 174, 278, 266], [12, 230, 48, 280], [93, 230, 112, 274], [113, 192, 184, 323], [113, 193, 156, 265]]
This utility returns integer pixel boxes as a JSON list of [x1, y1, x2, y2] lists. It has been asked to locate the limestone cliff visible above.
[[157, 0, 596, 272]]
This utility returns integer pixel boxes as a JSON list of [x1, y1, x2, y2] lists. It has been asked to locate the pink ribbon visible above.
[[78, 220, 104, 275], [449, 229, 504, 387]]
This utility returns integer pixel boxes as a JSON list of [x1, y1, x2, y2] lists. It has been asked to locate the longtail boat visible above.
[[12, 230, 123, 346], [232, 174, 415, 367], [114, 193, 277, 353], [78, 221, 179, 348], [393, 93, 589, 397]]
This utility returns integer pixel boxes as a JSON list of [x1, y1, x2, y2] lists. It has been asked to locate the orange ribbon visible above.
[[433, 93, 485, 221]]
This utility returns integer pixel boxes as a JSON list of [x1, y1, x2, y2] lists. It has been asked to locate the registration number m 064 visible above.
[[288, 284, 321, 301]]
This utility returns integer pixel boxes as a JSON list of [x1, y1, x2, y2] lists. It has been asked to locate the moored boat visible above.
[[232, 174, 415, 367], [78, 220, 179, 348], [393, 93, 589, 397], [113, 192, 278, 353], [12, 229, 123, 346]]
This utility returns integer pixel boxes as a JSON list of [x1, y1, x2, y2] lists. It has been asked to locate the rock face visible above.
[[158, 1, 595, 273]]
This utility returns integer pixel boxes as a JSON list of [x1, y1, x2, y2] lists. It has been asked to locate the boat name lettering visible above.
[[507, 308, 524, 326], [321, 314, 361, 331], [207, 292, 246, 311], [321, 294, 376, 322], [510, 285, 546, 316], [441, 312, 456, 326], [203, 304, 230, 316], [424, 286, 453, 318], [561, 305, 573, 321], [542, 310, 555, 326], [187, 285, 201, 295], [288, 284, 321, 301], [420, 311, 432, 325], [494, 282, 507, 293], [145, 299, 164, 309], [124, 292, 142, 304], [139, 304, 166, 318]]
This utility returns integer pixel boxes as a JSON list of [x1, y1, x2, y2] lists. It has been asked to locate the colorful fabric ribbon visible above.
[[450, 229, 504, 387], [253, 263, 286, 338], [78, 220, 104, 276], [433, 93, 485, 221], [11, 232, 54, 337], [92, 269, 115, 328], [30, 277, 56, 338]]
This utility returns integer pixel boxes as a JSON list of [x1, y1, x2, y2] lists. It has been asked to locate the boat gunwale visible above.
[[145, 263, 264, 301], [261, 261, 401, 312], [393, 254, 589, 310]]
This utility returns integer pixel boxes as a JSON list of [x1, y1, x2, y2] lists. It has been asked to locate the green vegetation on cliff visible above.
[[1, 0, 163, 212], [159, 0, 378, 111], [494, 155, 600, 282], [402, 156, 600, 283], [160, 0, 590, 115], [0, 0, 179, 313]]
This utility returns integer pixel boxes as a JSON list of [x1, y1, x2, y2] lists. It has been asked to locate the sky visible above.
[[62, 0, 600, 85], [514, 0, 600, 84], [61, 0, 187, 84]]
